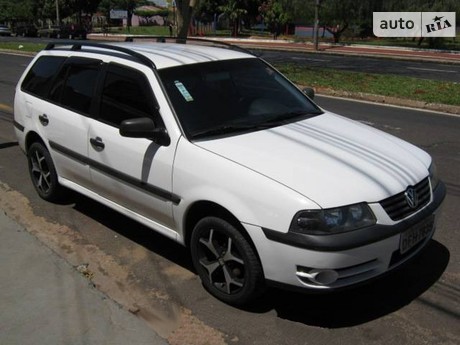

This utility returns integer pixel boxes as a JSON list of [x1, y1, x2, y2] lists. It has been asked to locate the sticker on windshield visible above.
[[174, 81, 194, 102]]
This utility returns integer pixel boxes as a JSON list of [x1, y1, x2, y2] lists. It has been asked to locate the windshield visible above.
[[158, 58, 323, 140]]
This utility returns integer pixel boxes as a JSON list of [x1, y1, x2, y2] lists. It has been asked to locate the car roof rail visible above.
[[44, 41, 157, 69], [124, 35, 258, 56]]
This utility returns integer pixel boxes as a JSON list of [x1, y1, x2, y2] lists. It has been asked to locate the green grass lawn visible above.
[[276, 63, 460, 106], [286, 35, 460, 51], [0, 42, 46, 52], [341, 37, 460, 51], [109, 26, 170, 36]]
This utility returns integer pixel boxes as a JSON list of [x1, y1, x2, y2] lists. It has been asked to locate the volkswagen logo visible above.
[[405, 187, 419, 209]]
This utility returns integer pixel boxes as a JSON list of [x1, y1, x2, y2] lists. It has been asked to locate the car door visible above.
[[87, 63, 178, 238], [22, 56, 101, 189]]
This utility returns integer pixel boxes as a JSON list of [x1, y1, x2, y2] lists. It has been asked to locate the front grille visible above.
[[380, 178, 431, 221]]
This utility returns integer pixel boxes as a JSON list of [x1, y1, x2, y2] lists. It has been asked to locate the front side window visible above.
[[98, 64, 157, 127], [22, 56, 66, 98], [158, 58, 323, 140]]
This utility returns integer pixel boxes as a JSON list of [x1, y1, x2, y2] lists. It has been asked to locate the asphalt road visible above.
[[258, 50, 460, 83], [0, 52, 459, 345]]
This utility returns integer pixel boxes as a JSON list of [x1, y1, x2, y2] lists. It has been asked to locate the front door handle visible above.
[[38, 114, 49, 126], [90, 137, 105, 151]]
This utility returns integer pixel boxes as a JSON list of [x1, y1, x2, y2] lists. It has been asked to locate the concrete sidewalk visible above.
[[0, 210, 168, 345]]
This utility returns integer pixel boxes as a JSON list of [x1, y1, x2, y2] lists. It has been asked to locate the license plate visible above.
[[400, 217, 434, 254]]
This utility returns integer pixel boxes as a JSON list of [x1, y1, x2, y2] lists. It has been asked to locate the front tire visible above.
[[27, 142, 62, 201], [190, 217, 265, 305]]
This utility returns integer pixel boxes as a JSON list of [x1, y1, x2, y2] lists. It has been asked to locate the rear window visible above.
[[48, 57, 101, 115], [22, 56, 66, 98]]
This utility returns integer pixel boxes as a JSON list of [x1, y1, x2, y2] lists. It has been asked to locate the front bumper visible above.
[[248, 182, 446, 289]]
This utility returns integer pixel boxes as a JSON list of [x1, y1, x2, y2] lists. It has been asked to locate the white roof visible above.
[[111, 42, 255, 69]]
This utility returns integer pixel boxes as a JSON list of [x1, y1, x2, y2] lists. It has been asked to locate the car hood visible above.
[[194, 113, 431, 208]]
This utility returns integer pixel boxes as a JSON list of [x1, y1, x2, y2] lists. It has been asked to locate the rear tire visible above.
[[190, 217, 265, 305], [27, 142, 62, 202]]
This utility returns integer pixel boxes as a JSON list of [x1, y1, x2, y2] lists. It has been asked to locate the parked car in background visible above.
[[36, 24, 87, 39], [37, 25, 61, 38], [0, 25, 12, 36], [60, 24, 87, 39], [15, 24, 38, 37]]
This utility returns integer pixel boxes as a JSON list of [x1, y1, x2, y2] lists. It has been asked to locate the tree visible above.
[[274, 0, 314, 26], [120, 0, 147, 27], [175, 0, 200, 39], [194, 0, 220, 25], [34, 0, 77, 23], [0, 0, 61, 24], [218, 0, 247, 36], [2, 0, 99, 25], [259, 0, 289, 38], [134, 6, 170, 25], [195, 0, 259, 33], [319, 0, 359, 43], [71, 0, 102, 24]]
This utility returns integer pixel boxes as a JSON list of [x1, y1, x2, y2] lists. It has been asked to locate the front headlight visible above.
[[429, 162, 439, 189], [290, 203, 376, 235]]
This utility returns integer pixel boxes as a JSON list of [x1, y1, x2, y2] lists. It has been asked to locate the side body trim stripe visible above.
[[49, 140, 181, 205], [13, 121, 25, 132]]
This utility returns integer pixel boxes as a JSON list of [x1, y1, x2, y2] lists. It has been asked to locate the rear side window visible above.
[[48, 57, 101, 115], [22, 56, 66, 98], [99, 64, 157, 127]]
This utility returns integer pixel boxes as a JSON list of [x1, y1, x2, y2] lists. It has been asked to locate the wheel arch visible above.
[[25, 131, 46, 151], [184, 201, 241, 246], [183, 201, 262, 269]]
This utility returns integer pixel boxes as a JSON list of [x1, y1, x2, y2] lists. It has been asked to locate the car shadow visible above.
[[69, 191, 449, 327], [0, 141, 18, 149], [70, 191, 195, 272], [247, 240, 450, 327]]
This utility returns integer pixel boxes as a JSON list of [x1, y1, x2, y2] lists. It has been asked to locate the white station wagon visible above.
[[14, 39, 445, 305]]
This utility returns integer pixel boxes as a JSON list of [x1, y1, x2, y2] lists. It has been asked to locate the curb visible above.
[[0, 48, 36, 56]]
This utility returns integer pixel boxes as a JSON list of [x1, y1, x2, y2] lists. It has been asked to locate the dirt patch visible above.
[[168, 308, 227, 345], [0, 182, 228, 344]]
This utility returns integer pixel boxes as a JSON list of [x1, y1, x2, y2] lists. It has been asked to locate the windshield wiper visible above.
[[193, 123, 272, 139], [264, 110, 323, 125], [192, 111, 323, 139]]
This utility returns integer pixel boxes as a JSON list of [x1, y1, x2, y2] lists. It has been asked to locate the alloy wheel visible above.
[[30, 148, 52, 194], [197, 228, 246, 294]]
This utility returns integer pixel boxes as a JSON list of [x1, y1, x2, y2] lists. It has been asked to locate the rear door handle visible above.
[[90, 137, 105, 151], [38, 114, 49, 126]]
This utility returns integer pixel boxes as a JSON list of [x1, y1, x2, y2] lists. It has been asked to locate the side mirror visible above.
[[303, 87, 315, 99], [119, 117, 170, 146]]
